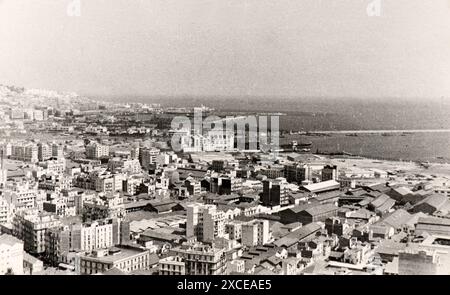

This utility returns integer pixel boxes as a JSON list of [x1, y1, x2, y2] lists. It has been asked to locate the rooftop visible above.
[[302, 180, 340, 193]]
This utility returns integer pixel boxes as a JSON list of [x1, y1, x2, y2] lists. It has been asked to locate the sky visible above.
[[0, 0, 450, 99]]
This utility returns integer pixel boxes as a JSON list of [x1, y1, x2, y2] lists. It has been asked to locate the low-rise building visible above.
[[77, 245, 153, 275]]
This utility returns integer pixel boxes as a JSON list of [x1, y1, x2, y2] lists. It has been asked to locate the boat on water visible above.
[[280, 140, 313, 152]]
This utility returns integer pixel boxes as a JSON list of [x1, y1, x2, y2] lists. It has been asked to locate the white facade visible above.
[[241, 219, 270, 247], [0, 196, 15, 225], [187, 203, 226, 242], [81, 221, 115, 251], [0, 234, 24, 275], [86, 143, 109, 159]]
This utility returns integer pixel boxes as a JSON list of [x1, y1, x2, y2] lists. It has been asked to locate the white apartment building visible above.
[[38, 143, 52, 161], [86, 143, 110, 159], [39, 158, 66, 174], [187, 203, 226, 242], [81, 220, 115, 252], [0, 196, 15, 225], [2, 183, 45, 210], [108, 158, 141, 174], [241, 219, 270, 247], [182, 130, 235, 153], [11, 143, 38, 163]]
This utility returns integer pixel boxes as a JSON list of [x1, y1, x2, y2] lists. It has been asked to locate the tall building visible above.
[[241, 219, 270, 247], [46, 218, 130, 266], [322, 165, 338, 181], [51, 143, 64, 159], [140, 148, 160, 170], [262, 178, 289, 207], [86, 143, 109, 159], [185, 178, 201, 196], [12, 211, 61, 254], [0, 234, 24, 275], [38, 143, 52, 161], [130, 145, 140, 160], [11, 143, 38, 163], [209, 175, 241, 195], [0, 150, 6, 188], [0, 195, 15, 225], [187, 204, 225, 242], [284, 163, 311, 184]]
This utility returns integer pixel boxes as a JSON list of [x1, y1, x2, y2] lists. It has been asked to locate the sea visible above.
[[101, 96, 450, 163]]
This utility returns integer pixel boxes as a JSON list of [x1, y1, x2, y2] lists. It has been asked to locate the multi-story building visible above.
[[13, 210, 61, 254], [95, 176, 115, 194], [51, 143, 64, 159], [241, 219, 270, 247], [202, 129, 235, 152], [140, 148, 160, 170], [130, 145, 140, 160], [77, 245, 152, 275], [46, 218, 130, 266], [0, 195, 15, 225], [185, 178, 201, 196], [322, 165, 338, 181], [82, 193, 125, 222], [43, 198, 76, 217], [0, 168, 6, 189], [262, 178, 289, 207], [108, 158, 141, 174], [11, 143, 38, 163], [225, 220, 242, 241], [1, 143, 12, 158], [86, 143, 109, 159], [261, 165, 285, 179], [203, 206, 226, 243], [0, 234, 24, 275], [208, 174, 242, 195], [39, 158, 66, 175], [9, 108, 24, 120], [187, 204, 225, 242], [123, 175, 144, 196], [158, 256, 185, 275], [171, 243, 227, 275], [38, 143, 52, 161], [2, 182, 45, 210], [284, 163, 311, 184]]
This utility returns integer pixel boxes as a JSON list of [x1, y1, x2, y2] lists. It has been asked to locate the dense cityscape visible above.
[[1, 84, 450, 276]]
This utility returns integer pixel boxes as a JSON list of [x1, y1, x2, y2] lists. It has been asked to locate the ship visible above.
[[280, 140, 313, 152]]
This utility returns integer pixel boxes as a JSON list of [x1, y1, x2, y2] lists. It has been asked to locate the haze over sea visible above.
[[103, 96, 450, 163]]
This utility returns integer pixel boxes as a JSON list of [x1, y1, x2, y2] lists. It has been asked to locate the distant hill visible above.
[[0, 84, 97, 109]]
